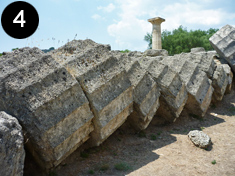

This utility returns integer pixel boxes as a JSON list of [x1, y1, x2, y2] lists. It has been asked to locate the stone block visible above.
[[52, 40, 134, 146], [222, 64, 233, 94], [190, 47, 206, 53], [0, 48, 94, 169], [0, 111, 25, 176], [54, 39, 111, 55], [53, 42, 134, 146], [147, 60, 188, 122], [51, 40, 112, 79], [144, 49, 168, 57], [213, 57, 233, 94], [209, 25, 235, 72], [124, 61, 161, 130], [187, 52, 216, 79], [212, 65, 229, 101], [77, 56, 133, 146], [162, 54, 214, 117], [186, 71, 214, 116]]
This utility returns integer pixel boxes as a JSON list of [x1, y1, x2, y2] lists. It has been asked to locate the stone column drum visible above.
[[148, 17, 165, 49]]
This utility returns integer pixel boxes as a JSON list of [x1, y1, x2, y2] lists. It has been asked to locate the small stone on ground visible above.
[[188, 130, 211, 148]]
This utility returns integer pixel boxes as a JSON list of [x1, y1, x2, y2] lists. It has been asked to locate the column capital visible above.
[[148, 17, 165, 24]]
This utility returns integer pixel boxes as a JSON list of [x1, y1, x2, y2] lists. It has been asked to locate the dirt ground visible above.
[[24, 86, 235, 176]]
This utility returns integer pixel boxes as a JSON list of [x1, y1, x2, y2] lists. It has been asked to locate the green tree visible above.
[[120, 49, 131, 53], [144, 26, 218, 55], [144, 32, 152, 49], [12, 48, 19, 51]]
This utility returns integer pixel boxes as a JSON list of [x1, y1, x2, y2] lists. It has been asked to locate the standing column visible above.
[[148, 17, 165, 49]]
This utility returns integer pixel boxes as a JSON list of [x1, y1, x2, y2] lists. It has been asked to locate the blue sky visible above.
[[1, 0, 235, 53]]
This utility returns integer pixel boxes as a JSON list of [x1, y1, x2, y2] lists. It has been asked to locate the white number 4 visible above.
[[13, 10, 26, 27]]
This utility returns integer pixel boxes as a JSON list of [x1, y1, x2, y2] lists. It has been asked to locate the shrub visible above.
[[114, 162, 131, 171], [120, 49, 130, 53], [144, 26, 218, 55], [100, 164, 109, 171]]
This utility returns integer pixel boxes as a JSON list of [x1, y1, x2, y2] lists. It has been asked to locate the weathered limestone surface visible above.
[[209, 25, 235, 72], [222, 64, 233, 93], [188, 130, 211, 149], [144, 49, 168, 57], [118, 55, 161, 130], [191, 47, 206, 53], [0, 29, 234, 173], [52, 40, 133, 146], [212, 65, 228, 101], [141, 59, 188, 122], [213, 57, 233, 94], [0, 48, 94, 169], [0, 111, 25, 176], [186, 51, 230, 103], [161, 53, 214, 117], [179, 52, 216, 79]]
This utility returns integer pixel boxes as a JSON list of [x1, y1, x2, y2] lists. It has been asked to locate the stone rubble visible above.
[[213, 57, 233, 94], [0, 47, 94, 169], [144, 49, 168, 57], [188, 130, 211, 149], [190, 47, 206, 53], [52, 40, 133, 146], [209, 24, 235, 72], [118, 55, 161, 130], [212, 65, 228, 101], [0, 24, 234, 172], [161, 53, 214, 117], [142, 59, 188, 122], [0, 111, 25, 176]]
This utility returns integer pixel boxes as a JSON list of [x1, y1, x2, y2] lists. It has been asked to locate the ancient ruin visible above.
[[0, 112, 25, 176], [0, 24, 234, 174], [148, 17, 165, 50], [209, 25, 235, 72]]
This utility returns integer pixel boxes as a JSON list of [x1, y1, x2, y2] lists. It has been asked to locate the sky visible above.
[[0, 0, 235, 53]]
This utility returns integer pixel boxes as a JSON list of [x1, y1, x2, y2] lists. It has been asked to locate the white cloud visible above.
[[92, 14, 105, 20], [107, 0, 154, 51], [161, 2, 235, 30], [98, 3, 116, 13], [108, 17, 150, 51], [107, 0, 235, 51]]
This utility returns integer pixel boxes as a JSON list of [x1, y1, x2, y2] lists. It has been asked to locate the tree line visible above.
[[144, 26, 218, 55]]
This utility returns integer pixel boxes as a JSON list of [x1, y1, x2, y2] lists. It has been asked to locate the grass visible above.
[[80, 151, 89, 158], [211, 160, 216, 164], [200, 127, 205, 131], [229, 106, 235, 114], [114, 162, 132, 171], [138, 131, 146, 138], [100, 164, 110, 171], [150, 134, 157, 140], [88, 170, 95, 174]]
